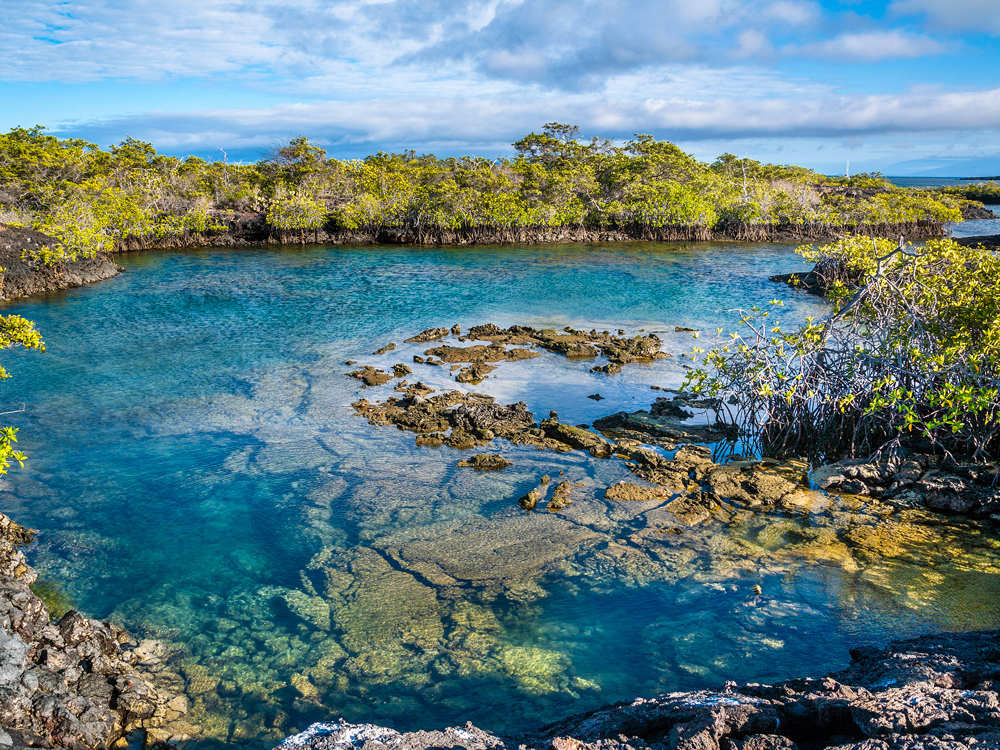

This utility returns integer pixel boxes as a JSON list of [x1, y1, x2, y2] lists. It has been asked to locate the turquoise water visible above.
[[2, 242, 1000, 746]]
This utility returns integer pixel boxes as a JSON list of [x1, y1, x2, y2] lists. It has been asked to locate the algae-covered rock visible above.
[[280, 590, 331, 631], [605, 483, 670, 502], [519, 487, 542, 510], [541, 419, 613, 458], [498, 646, 569, 695], [457, 454, 513, 471], [379, 513, 600, 584], [704, 463, 798, 507]]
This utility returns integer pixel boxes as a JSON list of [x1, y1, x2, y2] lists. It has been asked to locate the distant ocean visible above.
[[886, 176, 998, 188]]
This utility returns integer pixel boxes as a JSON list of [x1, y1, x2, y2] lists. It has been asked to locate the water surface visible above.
[[1, 242, 998, 746]]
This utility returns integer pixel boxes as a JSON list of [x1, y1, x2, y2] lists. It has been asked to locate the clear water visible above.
[[1, 242, 999, 747], [949, 218, 1000, 238]]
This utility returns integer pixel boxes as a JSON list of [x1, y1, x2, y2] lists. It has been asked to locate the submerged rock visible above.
[[280, 630, 1000, 750], [604, 483, 670, 502]]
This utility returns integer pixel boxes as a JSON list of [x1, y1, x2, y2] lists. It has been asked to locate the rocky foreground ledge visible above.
[[0, 224, 121, 301], [0, 513, 191, 749], [278, 630, 1000, 750]]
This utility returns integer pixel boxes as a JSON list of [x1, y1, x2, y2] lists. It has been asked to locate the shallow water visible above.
[[1, 242, 999, 747]]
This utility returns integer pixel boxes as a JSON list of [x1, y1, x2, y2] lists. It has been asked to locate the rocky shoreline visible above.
[[277, 629, 1000, 750], [0, 224, 122, 302], [0, 512, 197, 749], [109, 213, 952, 252]]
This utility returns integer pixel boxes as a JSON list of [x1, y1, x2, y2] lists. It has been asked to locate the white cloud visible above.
[[0, 0, 953, 92], [787, 30, 944, 61], [57, 84, 1000, 156], [890, 0, 1000, 35]]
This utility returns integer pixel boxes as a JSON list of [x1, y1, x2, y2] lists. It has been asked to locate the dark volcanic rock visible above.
[[0, 513, 184, 749], [278, 631, 1000, 750], [0, 224, 122, 300], [956, 234, 1000, 250], [450, 401, 535, 439], [816, 455, 1000, 518]]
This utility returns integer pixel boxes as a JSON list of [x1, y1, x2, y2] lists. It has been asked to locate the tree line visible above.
[[0, 122, 991, 262]]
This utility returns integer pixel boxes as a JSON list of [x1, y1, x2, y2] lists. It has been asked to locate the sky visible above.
[[1, 0, 999, 174]]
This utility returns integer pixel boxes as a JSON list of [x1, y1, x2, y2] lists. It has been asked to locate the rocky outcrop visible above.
[[0, 224, 122, 300], [957, 234, 1000, 250], [815, 455, 1000, 518], [278, 630, 1000, 750], [0, 512, 189, 749]]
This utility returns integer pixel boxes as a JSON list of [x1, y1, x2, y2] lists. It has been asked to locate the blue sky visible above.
[[2, 0, 999, 174]]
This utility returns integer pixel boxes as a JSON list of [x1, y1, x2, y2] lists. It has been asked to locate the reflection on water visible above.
[[0, 242, 998, 747]]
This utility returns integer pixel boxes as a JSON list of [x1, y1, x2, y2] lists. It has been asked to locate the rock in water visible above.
[[518, 487, 542, 510], [405, 327, 450, 343], [590, 363, 622, 375], [547, 481, 576, 511], [349, 366, 393, 386], [540, 419, 613, 458], [457, 454, 513, 471], [372, 343, 396, 355]]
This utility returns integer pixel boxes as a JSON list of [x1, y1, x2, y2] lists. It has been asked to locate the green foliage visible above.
[[266, 186, 327, 232], [0, 315, 44, 475], [0, 124, 968, 250], [935, 181, 1000, 205], [685, 237, 1000, 461]]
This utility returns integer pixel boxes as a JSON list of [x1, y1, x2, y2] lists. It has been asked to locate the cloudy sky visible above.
[[2, 0, 999, 174]]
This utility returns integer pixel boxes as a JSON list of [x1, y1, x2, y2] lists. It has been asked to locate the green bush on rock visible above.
[[684, 236, 1000, 461]]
